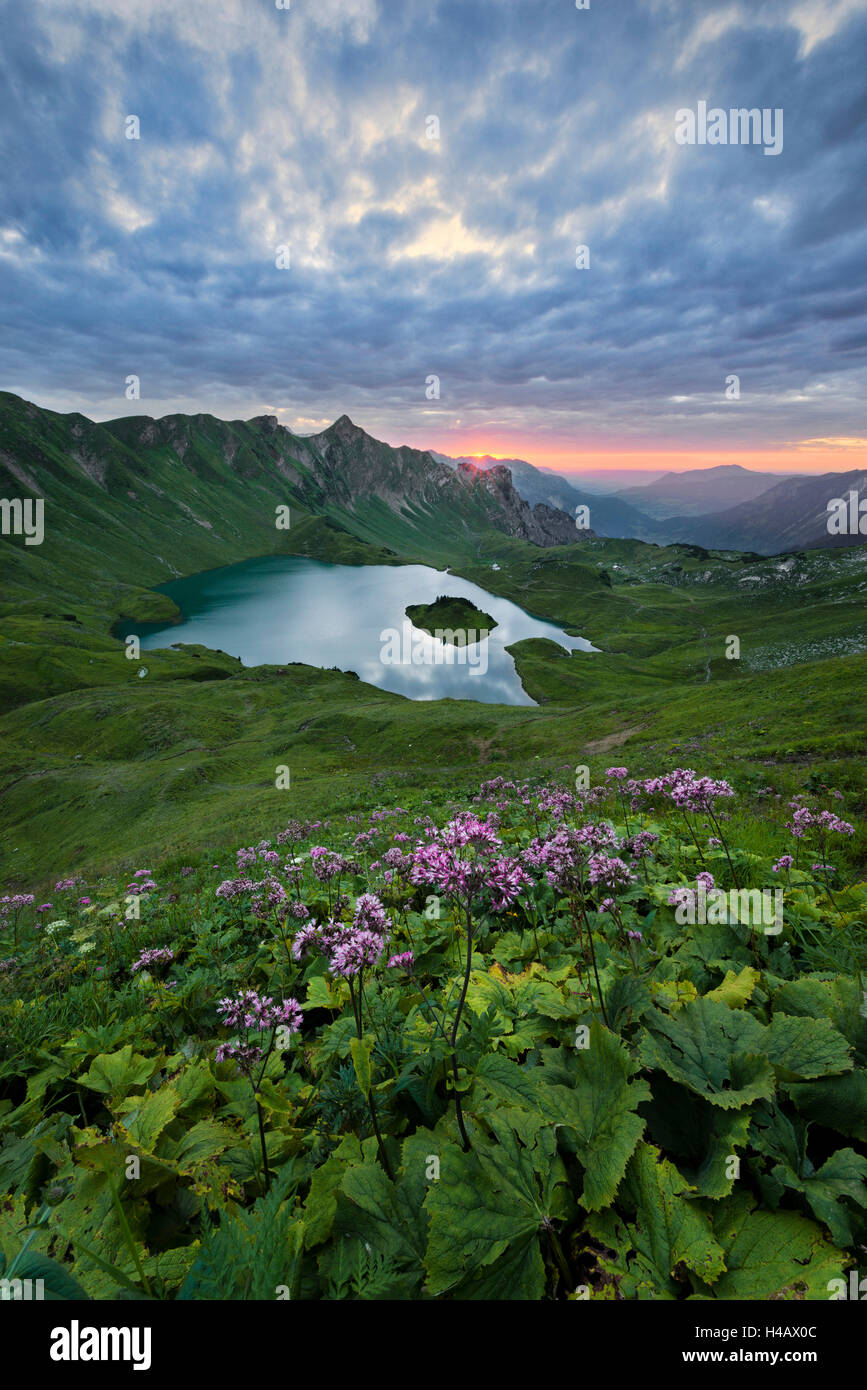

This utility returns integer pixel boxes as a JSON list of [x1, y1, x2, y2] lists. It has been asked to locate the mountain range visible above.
[[661, 469, 867, 554], [614, 463, 796, 518], [435, 450, 866, 554], [432, 451, 658, 541], [2, 394, 865, 583], [0, 393, 584, 613]]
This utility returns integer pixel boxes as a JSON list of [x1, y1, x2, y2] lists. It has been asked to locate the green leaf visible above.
[[587, 1142, 726, 1298], [642, 1074, 752, 1200], [255, 1078, 294, 1114], [141, 1245, 199, 1292], [79, 1046, 159, 1098], [118, 1085, 182, 1152], [700, 1191, 845, 1299], [336, 1134, 431, 1281], [604, 976, 652, 1031], [638, 997, 775, 1109], [538, 1020, 651, 1211], [305, 975, 340, 1010], [789, 1069, 867, 1142], [302, 1136, 365, 1250], [705, 966, 760, 1009], [764, 1013, 853, 1082], [350, 1036, 373, 1100], [473, 1052, 546, 1116], [773, 1148, 867, 1247], [772, 976, 867, 1062], [172, 1062, 216, 1119], [7, 1251, 91, 1301], [173, 1119, 236, 1171], [423, 1122, 571, 1299]]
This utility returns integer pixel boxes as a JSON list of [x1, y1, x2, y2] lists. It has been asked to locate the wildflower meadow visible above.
[[2, 767, 865, 1302]]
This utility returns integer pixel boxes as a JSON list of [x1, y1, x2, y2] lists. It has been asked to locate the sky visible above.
[[1, 0, 866, 477]]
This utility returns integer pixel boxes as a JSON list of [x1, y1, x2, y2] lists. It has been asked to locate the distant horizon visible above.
[[3, 386, 861, 481]]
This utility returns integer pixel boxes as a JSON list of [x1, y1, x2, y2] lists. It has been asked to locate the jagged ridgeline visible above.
[[0, 391, 586, 619]]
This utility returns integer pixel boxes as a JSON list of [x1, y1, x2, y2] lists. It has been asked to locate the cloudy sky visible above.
[[1, 0, 866, 475]]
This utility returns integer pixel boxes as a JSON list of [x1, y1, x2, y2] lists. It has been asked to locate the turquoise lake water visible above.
[[129, 556, 597, 705]]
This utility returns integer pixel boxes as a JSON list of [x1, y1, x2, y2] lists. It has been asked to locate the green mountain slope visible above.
[[1, 392, 866, 885]]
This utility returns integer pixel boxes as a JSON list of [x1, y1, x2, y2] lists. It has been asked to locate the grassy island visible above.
[[406, 593, 497, 642]]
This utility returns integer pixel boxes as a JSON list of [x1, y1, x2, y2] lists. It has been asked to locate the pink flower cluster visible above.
[[292, 892, 393, 979], [410, 812, 530, 910], [131, 947, 174, 974], [310, 846, 355, 883], [0, 894, 34, 915], [215, 989, 303, 1075]]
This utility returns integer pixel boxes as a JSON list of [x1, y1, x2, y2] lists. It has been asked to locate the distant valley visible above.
[[435, 449, 866, 554]]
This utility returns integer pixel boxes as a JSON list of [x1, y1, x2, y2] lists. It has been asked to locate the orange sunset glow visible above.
[[423, 437, 867, 477]]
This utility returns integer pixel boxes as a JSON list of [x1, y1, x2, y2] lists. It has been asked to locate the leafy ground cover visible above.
[[2, 767, 865, 1300]]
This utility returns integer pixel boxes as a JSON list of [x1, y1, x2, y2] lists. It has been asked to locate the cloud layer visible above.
[[1, 0, 865, 467]]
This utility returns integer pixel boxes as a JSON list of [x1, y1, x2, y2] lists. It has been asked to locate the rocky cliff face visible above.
[[298, 418, 586, 547], [0, 392, 586, 556], [455, 461, 589, 545]]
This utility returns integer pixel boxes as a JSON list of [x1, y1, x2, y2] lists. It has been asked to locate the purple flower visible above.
[[216, 989, 302, 1034], [131, 947, 174, 974], [387, 950, 414, 971], [772, 854, 794, 873], [353, 892, 389, 934], [816, 811, 855, 836], [215, 876, 255, 900], [250, 876, 287, 918], [624, 832, 659, 861], [587, 854, 636, 891], [667, 886, 695, 910], [310, 846, 353, 883], [330, 929, 387, 978], [0, 894, 35, 915], [411, 813, 527, 910]]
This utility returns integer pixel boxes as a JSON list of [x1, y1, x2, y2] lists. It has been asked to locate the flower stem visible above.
[[448, 901, 475, 1151]]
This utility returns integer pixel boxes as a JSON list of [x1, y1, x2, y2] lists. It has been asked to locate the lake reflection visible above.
[[128, 557, 597, 706]]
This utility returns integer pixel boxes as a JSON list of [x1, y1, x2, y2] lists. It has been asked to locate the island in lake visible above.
[[406, 594, 497, 644]]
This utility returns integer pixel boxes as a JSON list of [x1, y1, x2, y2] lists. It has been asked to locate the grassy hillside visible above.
[[2, 395, 867, 1309], [2, 394, 867, 889]]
